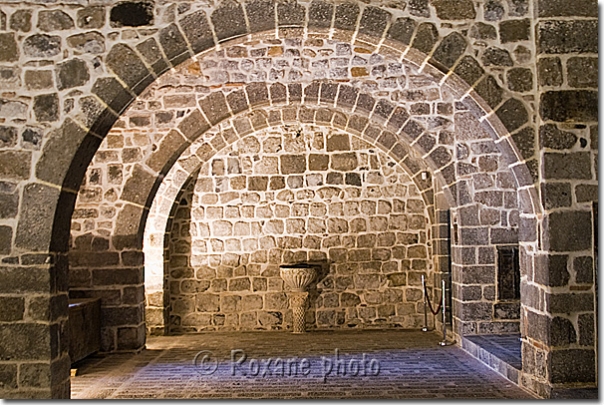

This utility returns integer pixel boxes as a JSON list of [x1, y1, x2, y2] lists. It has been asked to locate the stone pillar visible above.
[[288, 292, 309, 334], [522, 0, 598, 396]]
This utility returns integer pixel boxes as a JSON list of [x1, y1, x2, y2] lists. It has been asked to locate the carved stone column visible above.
[[280, 264, 316, 334], [288, 292, 309, 334]]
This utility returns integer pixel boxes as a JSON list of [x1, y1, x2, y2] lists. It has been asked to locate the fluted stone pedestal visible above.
[[280, 264, 316, 334]]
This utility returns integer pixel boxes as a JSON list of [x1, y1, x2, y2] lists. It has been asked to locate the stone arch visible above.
[[64, 23, 541, 347], [141, 105, 442, 333], [24, 1, 542, 395]]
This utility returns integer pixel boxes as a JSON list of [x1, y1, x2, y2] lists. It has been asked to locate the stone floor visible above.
[[465, 334, 522, 370], [71, 330, 537, 399]]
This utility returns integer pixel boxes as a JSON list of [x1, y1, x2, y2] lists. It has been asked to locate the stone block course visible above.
[[0, 0, 592, 396]]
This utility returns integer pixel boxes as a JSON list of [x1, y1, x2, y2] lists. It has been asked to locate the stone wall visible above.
[[166, 126, 433, 332], [0, 0, 597, 398]]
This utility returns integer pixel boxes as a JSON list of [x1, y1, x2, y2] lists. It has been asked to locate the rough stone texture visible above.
[[537, 20, 598, 54], [0, 0, 595, 398], [166, 126, 432, 332]]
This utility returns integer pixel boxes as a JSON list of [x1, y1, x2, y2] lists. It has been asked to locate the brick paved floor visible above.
[[71, 330, 537, 399]]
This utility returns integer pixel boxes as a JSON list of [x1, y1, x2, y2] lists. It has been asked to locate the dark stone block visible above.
[[110, 1, 153, 27], [37, 10, 74, 31], [10, 10, 32, 32], [245, 0, 275, 32], [358, 6, 390, 38], [77, 6, 105, 29], [469, 22, 496, 39], [106, 44, 152, 94], [459, 228, 489, 245], [346, 115, 368, 135], [334, 2, 360, 31], [117, 325, 145, 350], [540, 91, 598, 123], [91, 77, 133, 115], [281, 155, 306, 174], [431, 32, 467, 71], [199, 92, 230, 125], [377, 132, 396, 149], [431, 0, 476, 19], [507, 67, 532, 93], [387, 107, 410, 131], [136, 37, 169, 76], [23, 34, 61, 58], [567, 57, 598, 89], [458, 302, 492, 321], [303, 82, 320, 103], [508, 0, 528, 16], [578, 313, 594, 346], [33, 94, 59, 122], [66, 31, 106, 55], [0, 323, 50, 360], [538, 0, 598, 17], [499, 19, 530, 43], [546, 210, 592, 252], [92, 268, 142, 285], [101, 306, 143, 327], [539, 124, 577, 150], [494, 302, 520, 319], [373, 99, 395, 122], [15, 183, 59, 252], [490, 228, 518, 244], [496, 98, 528, 132], [0, 266, 54, 294], [120, 165, 156, 206], [178, 10, 214, 54], [511, 126, 535, 160], [0, 151, 30, 181], [538, 20, 598, 54], [345, 172, 361, 186], [270, 83, 286, 104], [454, 56, 484, 86], [35, 118, 88, 187], [158, 23, 190, 67], [482, 47, 513, 67], [484, 0, 504, 21], [474, 76, 503, 108], [288, 83, 302, 102], [548, 292, 594, 314], [387, 17, 415, 45], [574, 256, 593, 284], [402, 120, 424, 140], [224, 90, 248, 115], [540, 182, 572, 209], [575, 185, 598, 203], [336, 85, 358, 109], [178, 109, 210, 141], [525, 310, 551, 343], [0, 296, 24, 321], [277, 0, 305, 26], [211, 1, 247, 41], [355, 93, 375, 114], [411, 22, 438, 54], [18, 363, 49, 388], [0, 189, 18, 218], [537, 57, 563, 87], [309, 0, 334, 29], [55, 58, 89, 90], [543, 152, 591, 180], [320, 82, 338, 104], [246, 82, 270, 107], [550, 316, 577, 346], [409, 0, 430, 17], [549, 349, 595, 383]]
